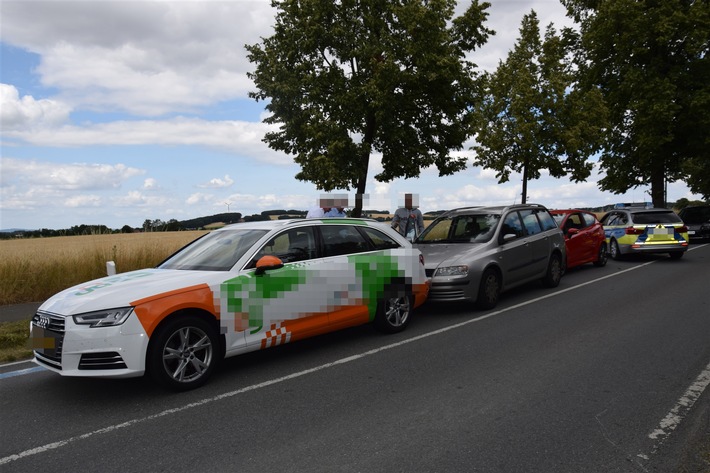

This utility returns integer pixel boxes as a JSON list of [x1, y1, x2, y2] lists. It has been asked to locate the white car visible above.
[[30, 218, 430, 390]]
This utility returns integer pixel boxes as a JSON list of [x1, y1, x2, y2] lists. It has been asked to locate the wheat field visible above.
[[0, 231, 208, 305]]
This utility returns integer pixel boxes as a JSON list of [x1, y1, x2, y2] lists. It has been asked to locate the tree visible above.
[[246, 0, 493, 217], [563, 0, 710, 206], [472, 11, 606, 204]]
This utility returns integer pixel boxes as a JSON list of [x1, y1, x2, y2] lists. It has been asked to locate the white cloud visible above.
[[1, 0, 274, 115], [2, 117, 291, 165], [113, 190, 170, 207], [0, 157, 144, 190], [143, 178, 159, 190], [186, 192, 214, 205], [0, 84, 71, 130], [65, 194, 102, 208], [198, 174, 234, 189]]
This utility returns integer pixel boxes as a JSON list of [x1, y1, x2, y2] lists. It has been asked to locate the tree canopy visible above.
[[563, 0, 710, 205], [472, 10, 606, 204], [246, 0, 493, 216]]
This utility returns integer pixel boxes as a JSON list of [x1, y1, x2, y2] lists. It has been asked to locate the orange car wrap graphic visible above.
[[131, 284, 218, 337]]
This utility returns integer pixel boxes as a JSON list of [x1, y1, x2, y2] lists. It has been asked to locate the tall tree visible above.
[[472, 11, 606, 204], [563, 0, 710, 206], [246, 0, 493, 216]]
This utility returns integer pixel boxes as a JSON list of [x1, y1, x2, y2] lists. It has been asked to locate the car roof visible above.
[[213, 217, 383, 232], [624, 207, 676, 214], [550, 209, 594, 214], [441, 203, 550, 216]]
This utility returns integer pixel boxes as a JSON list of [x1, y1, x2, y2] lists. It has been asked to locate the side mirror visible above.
[[567, 228, 579, 236], [254, 255, 284, 275], [501, 233, 517, 243]]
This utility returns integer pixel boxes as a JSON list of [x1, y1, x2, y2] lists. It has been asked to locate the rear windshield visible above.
[[632, 211, 682, 224]]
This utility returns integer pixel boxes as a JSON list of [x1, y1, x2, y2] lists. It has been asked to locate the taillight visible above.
[[419, 254, 425, 265], [677, 225, 688, 233], [625, 226, 644, 235]]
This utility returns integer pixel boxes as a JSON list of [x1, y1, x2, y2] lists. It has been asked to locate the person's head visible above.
[[402, 193, 418, 210], [318, 195, 333, 212]]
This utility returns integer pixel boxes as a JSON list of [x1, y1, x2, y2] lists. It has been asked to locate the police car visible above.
[[599, 204, 689, 260]]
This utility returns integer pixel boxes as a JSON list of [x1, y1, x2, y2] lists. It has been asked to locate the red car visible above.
[[550, 209, 608, 269]]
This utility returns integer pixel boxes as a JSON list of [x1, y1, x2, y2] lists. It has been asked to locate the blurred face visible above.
[[405, 194, 413, 208]]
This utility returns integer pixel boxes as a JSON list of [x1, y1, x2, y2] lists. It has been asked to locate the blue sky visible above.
[[0, 0, 701, 231]]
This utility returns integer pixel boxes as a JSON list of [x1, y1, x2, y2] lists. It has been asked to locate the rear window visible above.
[[360, 227, 401, 250], [321, 225, 370, 257], [535, 209, 558, 231], [632, 211, 682, 224]]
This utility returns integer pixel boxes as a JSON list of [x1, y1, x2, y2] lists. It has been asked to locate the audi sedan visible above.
[[30, 218, 429, 391]]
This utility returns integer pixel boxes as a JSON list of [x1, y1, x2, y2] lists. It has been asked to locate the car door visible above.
[[519, 209, 552, 277], [221, 226, 335, 350], [564, 212, 592, 265], [497, 211, 535, 285]]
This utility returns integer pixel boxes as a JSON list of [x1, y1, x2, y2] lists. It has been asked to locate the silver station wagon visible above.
[[413, 204, 566, 310]]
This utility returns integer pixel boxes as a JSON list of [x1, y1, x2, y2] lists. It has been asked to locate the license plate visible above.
[[30, 326, 60, 357], [650, 226, 670, 235], [688, 230, 696, 235]]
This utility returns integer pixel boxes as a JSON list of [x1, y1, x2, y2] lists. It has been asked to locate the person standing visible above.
[[306, 196, 333, 218], [391, 193, 424, 241]]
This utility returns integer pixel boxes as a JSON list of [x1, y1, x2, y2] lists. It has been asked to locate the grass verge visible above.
[[0, 319, 32, 363]]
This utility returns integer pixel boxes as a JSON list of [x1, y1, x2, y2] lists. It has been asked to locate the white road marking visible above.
[[643, 361, 710, 454], [1, 250, 707, 466]]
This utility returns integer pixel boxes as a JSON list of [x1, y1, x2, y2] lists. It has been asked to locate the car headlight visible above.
[[73, 307, 134, 327], [435, 266, 469, 277]]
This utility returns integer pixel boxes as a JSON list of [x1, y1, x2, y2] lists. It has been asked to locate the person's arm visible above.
[[416, 210, 425, 233], [391, 211, 400, 229]]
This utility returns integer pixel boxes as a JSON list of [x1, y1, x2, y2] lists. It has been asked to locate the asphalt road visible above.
[[1, 244, 709, 472]]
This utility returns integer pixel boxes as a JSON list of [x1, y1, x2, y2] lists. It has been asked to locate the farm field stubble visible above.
[[0, 231, 208, 306]]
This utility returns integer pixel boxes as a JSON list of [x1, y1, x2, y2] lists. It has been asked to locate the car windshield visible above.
[[159, 229, 269, 271], [416, 214, 500, 243], [633, 211, 683, 225]]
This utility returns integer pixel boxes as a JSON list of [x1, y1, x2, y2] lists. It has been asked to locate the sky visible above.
[[0, 0, 701, 231]]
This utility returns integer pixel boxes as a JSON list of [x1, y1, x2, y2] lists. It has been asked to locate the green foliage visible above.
[[246, 0, 493, 216], [0, 320, 32, 363], [564, 0, 710, 205], [472, 10, 607, 203]]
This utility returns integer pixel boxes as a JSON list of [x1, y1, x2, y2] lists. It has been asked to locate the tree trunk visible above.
[[352, 112, 377, 218], [650, 158, 666, 208], [521, 160, 529, 204]]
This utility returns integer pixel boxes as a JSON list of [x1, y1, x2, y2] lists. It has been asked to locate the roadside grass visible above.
[[0, 231, 207, 363], [0, 319, 32, 363], [0, 231, 207, 305]]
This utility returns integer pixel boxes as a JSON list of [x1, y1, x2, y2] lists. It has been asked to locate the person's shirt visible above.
[[306, 206, 326, 218], [325, 207, 346, 217], [392, 207, 424, 240]]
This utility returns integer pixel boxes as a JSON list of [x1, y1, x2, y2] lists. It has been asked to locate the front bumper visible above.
[[30, 311, 149, 379]]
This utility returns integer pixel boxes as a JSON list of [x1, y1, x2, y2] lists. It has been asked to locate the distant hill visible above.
[[178, 212, 244, 229]]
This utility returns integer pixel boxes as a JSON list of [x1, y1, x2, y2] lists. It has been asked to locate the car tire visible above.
[[374, 283, 413, 334], [147, 315, 219, 391], [476, 268, 501, 310], [542, 254, 562, 288], [669, 252, 684, 260], [609, 239, 622, 260], [593, 243, 608, 267]]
